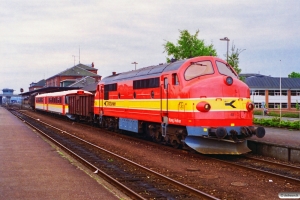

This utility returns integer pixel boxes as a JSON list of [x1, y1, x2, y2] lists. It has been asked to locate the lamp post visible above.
[[280, 60, 282, 122], [220, 37, 230, 62], [132, 62, 138, 70]]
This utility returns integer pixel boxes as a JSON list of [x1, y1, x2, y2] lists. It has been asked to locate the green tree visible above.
[[288, 72, 300, 78], [163, 30, 217, 62], [227, 43, 245, 76]]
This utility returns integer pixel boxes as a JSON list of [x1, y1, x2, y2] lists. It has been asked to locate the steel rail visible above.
[[11, 110, 145, 200], [12, 109, 219, 200], [210, 155, 300, 183]]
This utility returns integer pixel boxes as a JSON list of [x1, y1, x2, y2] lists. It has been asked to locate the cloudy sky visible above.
[[1, 0, 299, 93]]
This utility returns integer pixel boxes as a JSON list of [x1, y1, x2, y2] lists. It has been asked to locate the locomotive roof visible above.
[[101, 59, 186, 84], [36, 89, 92, 97]]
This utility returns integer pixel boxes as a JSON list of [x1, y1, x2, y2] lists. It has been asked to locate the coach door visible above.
[[45, 97, 48, 111]]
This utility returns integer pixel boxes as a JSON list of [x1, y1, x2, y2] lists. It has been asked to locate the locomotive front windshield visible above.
[[216, 61, 238, 78], [184, 61, 214, 81]]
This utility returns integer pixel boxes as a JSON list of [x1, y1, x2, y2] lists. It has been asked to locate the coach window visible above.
[[172, 73, 179, 85], [184, 61, 214, 81]]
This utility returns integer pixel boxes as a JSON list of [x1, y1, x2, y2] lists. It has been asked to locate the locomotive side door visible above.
[[99, 84, 104, 116], [160, 75, 169, 136]]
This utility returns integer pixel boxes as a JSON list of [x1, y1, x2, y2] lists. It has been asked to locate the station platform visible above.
[[250, 115, 300, 148], [249, 126, 300, 148], [0, 106, 125, 200]]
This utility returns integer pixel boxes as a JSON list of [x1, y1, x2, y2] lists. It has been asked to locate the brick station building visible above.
[[243, 74, 300, 110]]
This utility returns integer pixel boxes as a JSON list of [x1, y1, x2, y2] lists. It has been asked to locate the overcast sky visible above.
[[1, 0, 299, 93]]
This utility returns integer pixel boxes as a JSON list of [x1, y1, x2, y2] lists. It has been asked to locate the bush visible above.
[[253, 117, 300, 130], [254, 110, 300, 118]]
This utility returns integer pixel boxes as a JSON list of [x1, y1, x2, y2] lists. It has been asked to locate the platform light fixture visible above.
[[220, 37, 230, 62], [132, 62, 138, 70]]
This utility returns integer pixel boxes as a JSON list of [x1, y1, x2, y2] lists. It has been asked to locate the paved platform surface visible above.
[[0, 107, 124, 200], [250, 115, 300, 148]]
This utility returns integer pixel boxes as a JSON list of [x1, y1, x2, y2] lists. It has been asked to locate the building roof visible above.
[[68, 76, 97, 88], [245, 75, 300, 89], [46, 64, 100, 80], [81, 82, 98, 92], [75, 63, 98, 71], [32, 79, 46, 87]]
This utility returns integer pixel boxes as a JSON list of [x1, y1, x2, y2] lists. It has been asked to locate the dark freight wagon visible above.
[[67, 92, 94, 121]]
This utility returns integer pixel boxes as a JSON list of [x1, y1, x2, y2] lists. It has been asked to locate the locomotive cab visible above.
[[178, 57, 265, 154]]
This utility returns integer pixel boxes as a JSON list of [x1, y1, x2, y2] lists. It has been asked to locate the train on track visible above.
[[32, 56, 265, 154]]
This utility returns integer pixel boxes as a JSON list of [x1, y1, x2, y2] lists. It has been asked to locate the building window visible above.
[[251, 90, 265, 95], [268, 103, 287, 109], [291, 103, 298, 108], [269, 90, 287, 96], [291, 90, 300, 96]]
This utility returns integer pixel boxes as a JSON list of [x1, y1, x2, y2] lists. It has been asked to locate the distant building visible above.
[[45, 63, 101, 87], [29, 79, 46, 91], [1, 88, 21, 104], [2, 88, 14, 95], [242, 74, 300, 110]]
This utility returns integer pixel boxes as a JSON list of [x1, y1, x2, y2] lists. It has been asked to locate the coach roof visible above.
[[36, 89, 92, 97]]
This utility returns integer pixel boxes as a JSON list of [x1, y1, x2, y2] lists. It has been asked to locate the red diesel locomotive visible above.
[[35, 56, 265, 154], [92, 56, 265, 154]]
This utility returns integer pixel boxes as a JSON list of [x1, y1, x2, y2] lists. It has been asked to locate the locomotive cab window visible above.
[[164, 77, 168, 89], [216, 61, 238, 78], [172, 73, 179, 85], [184, 61, 214, 81]]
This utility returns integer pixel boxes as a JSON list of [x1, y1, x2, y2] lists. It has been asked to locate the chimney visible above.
[[112, 72, 116, 75], [92, 62, 94, 68]]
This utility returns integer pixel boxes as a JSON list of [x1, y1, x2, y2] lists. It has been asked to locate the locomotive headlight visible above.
[[196, 101, 211, 112], [246, 102, 254, 111], [224, 76, 233, 86]]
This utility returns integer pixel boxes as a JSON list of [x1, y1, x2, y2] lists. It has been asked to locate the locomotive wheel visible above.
[[153, 131, 162, 142], [171, 140, 182, 149]]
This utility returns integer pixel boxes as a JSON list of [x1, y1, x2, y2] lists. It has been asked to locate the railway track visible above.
[[210, 154, 300, 184], [9, 108, 219, 200]]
